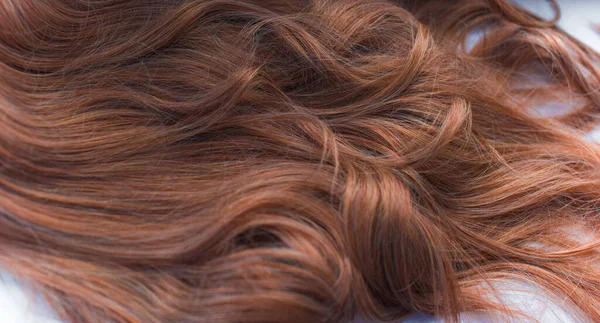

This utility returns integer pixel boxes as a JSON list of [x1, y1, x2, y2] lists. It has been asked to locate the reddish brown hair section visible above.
[[2, 0, 600, 322]]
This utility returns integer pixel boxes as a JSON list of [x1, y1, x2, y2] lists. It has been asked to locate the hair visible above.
[[1, 0, 600, 322]]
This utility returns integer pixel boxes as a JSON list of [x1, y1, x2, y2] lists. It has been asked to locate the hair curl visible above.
[[2, 0, 600, 322]]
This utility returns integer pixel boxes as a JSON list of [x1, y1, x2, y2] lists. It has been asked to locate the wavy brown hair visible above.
[[2, 0, 600, 322]]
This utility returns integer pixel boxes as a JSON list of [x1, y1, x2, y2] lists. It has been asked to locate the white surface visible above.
[[0, 271, 62, 323], [516, 0, 600, 53]]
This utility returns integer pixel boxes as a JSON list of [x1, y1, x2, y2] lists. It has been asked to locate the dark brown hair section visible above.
[[2, 0, 600, 322]]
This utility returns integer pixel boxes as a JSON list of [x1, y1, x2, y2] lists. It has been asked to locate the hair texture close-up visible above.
[[2, 0, 600, 322]]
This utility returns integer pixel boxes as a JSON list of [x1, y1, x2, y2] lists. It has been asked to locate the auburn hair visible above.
[[1, 0, 600, 322]]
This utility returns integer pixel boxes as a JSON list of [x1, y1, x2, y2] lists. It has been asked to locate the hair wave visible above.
[[2, 0, 600, 322]]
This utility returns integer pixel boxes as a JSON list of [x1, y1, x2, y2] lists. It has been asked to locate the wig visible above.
[[1, 0, 600, 322]]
